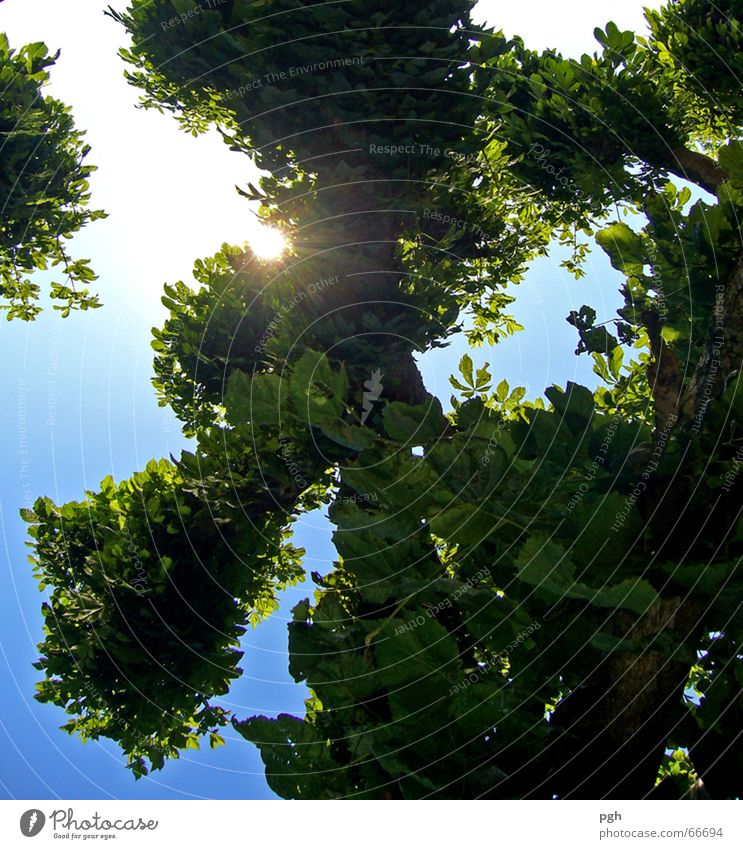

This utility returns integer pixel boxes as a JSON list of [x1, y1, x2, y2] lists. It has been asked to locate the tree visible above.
[[0, 33, 104, 320], [26, 0, 742, 797]]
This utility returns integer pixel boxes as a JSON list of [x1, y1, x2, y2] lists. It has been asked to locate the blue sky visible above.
[[0, 0, 660, 800]]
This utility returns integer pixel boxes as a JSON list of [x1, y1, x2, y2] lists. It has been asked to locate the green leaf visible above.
[[290, 350, 348, 426], [459, 354, 474, 388], [516, 535, 657, 614], [545, 382, 595, 423], [318, 420, 376, 450], [382, 398, 447, 443], [608, 345, 623, 380], [719, 141, 743, 187], [596, 222, 646, 274]]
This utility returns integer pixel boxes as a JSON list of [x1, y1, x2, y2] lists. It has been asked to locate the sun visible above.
[[247, 226, 288, 261]]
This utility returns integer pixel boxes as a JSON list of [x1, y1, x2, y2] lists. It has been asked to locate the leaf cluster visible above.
[[0, 35, 105, 320]]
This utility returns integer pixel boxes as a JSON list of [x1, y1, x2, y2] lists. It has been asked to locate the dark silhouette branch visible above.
[[670, 145, 728, 195]]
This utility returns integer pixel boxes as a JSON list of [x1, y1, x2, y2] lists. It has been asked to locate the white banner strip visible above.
[[1, 800, 741, 848]]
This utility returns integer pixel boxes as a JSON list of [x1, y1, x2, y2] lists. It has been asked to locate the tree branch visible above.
[[670, 146, 728, 195]]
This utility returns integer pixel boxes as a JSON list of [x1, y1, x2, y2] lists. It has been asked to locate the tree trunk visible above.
[[681, 252, 743, 428], [642, 308, 684, 432], [538, 598, 702, 799]]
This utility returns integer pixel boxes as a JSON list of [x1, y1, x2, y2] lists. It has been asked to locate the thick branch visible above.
[[670, 146, 728, 195]]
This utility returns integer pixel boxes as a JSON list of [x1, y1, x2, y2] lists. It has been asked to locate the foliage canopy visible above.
[[0, 34, 105, 320], [26, 0, 743, 797]]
